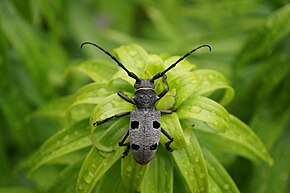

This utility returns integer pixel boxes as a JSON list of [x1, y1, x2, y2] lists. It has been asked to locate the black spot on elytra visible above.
[[131, 121, 139, 129], [131, 143, 140, 150], [153, 121, 160, 129], [150, 143, 158, 150]]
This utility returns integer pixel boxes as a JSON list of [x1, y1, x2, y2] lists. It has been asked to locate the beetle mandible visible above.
[[81, 42, 211, 165]]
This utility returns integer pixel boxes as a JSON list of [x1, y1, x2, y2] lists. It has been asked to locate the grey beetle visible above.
[[81, 42, 211, 164]]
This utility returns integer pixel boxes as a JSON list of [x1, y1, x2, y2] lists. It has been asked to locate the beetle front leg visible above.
[[161, 127, 174, 152], [93, 111, 130, 126], [118, 130, 130, 158], [157, 75, 169, 100]]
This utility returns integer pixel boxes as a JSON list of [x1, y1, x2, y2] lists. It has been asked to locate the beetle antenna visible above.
[[151, 45, 211, 81], [81, 42, 139, 80]]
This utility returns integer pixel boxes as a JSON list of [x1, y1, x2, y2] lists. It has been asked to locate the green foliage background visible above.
[[0, 0, 289, 193]]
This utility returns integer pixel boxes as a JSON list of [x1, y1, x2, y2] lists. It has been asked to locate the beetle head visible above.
[[134, 79, 155, 90]]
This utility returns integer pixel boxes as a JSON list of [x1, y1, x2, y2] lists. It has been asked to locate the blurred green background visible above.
[[0, 0, 289, 193]]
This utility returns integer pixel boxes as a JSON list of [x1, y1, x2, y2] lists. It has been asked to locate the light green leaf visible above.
[[172, 130, 208, 193], [121, 153, 149, 191], [114, 44, 149, 78], [203, 149, 240, 193], [69, 82, 110, 108], [46, 161, 82, 193], [195, 69, 234, 106], [196, 115, 273, 165], [70, 60, 117, 82], [90, 94, 134, 131], [178, 95, 229, 133], [26, 119, 91, 171], [141, 146, 173, 193], [160, 113, 187, 148], [235, 4, 290, 68], [169, 71, 200, 108], [76, 147, 122, 193], [31, 95, 74, 119], [91, 117, 129, 152], [95, 160, 133, 193]]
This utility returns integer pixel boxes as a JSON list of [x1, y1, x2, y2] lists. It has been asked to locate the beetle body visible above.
[[81, 42, 211, 164], [130, 110, 161, 164]]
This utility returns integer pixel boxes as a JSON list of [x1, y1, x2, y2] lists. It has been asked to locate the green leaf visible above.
[[90, 94, 134, 133], [244, 126, 290, 193], [76, 147, 122, 193], [121, 153, 149, 191], [67, 82, 110, 123], [168, 71, 199, 108], [178, 95, 229, 133], [114, 44, 149, 78], [141, 147, 173, 193], [235, 4, 290, 68], [196, 115, 273, 165], [95, 160, 134, 193], [31, 95, 74, 119], [46, 161, 82, 193], [70, 60, 117, 82], [160, 113, 187, 148], [91, 117, 129, 152], [195, 69, 234, 106], [203, 149, 240, 193], [172, 130, 208, 193], [25, 119, 91, 171]]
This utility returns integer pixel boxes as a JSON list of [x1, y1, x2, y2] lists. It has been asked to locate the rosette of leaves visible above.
[[25, 44, 273, 193]]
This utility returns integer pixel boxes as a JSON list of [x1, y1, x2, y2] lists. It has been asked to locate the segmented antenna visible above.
[[81, 42, 139, 80], [151, 45, 211, 81]]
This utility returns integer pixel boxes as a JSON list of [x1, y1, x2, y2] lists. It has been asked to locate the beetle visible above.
[[81, 42, 211, 164]]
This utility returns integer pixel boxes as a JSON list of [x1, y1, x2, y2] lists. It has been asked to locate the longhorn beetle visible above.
[[81, 42, 211, 165]]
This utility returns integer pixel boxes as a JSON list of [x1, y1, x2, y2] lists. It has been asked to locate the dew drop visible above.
[[78, 184, 83, 190], [191, 106, 202, 113], [195, 157, 200, 163], [126, 166, 132, 172], [63, 135, 69, 141], [223, 183, 230, 190], [199, 173, 205, 179], [129, 50, 137, 56], [84, 171, 94, 184]]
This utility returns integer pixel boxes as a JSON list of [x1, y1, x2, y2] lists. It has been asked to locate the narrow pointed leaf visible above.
[[121, 153, 149, 191], [195, 69, 234, 106], [178, 95, 229, 133], [114, 44, 149, 78], [70, 60, 117, 82], [196, 115, 273, 165], [95, 160, 133, 193], [90, 94, 134, 131], [26, 119, 91, 171], [160, 113, 187, 148], [172, 130, 208, 193], [141, 147, 173, 193], [91, 117, 129, 152], [203, 149, 240, 193], [76, 147, 122, 193]]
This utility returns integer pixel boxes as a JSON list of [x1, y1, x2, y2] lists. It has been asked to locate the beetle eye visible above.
[[150, 143, 158, 150], [131, 143, 140, 150], [131, 121, 139, 129], [153, 121, 160, 129]]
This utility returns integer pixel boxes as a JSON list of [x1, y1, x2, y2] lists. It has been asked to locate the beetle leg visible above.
[[161, 128, 174, 152], [118, 91, 135, 105], [157, 75, 169, 100], [93, 111, 130, 126], [118, 130, 130, 158]]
